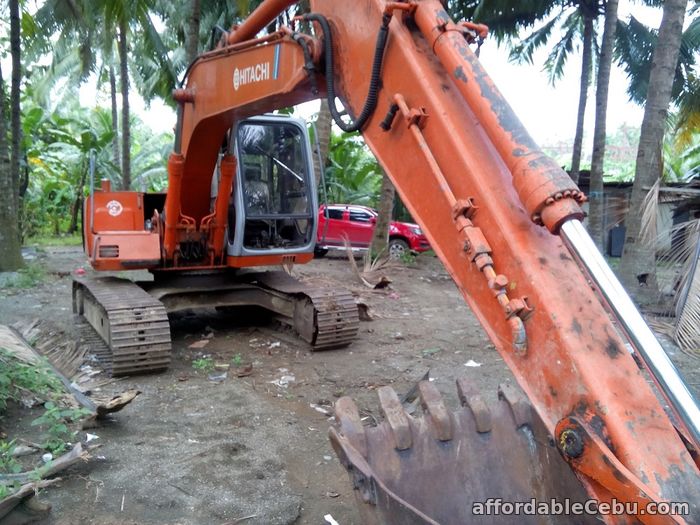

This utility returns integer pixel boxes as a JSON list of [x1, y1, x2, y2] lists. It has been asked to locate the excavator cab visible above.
[[226, 115, 318, 257]]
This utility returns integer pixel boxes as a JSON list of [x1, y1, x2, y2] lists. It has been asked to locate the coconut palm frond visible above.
[[651, 218, 700, 355], [343, 237, 395, 289], [639, 179, 660, 248], [675, 229, 700, 355]]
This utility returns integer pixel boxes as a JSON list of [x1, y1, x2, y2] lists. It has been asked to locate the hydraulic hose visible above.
[[304, 13, 391, 132]]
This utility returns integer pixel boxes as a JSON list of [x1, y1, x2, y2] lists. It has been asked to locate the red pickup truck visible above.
[[316, 204, 431, 258]]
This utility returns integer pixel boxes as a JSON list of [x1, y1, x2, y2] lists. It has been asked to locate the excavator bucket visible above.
[[330, 379, 596, 525]]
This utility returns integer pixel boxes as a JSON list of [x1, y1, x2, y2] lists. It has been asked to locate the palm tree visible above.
[[0, 0, 23, 271], [370, 174, 396, 258], [0, 63, 23, 271], [472, 0, 601, 184], [619, 0, 689, 302], [587, 0, 619, 250]]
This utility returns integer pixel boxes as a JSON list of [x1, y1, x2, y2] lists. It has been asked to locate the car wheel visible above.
[[388, 239, 409, 259], [314, 247, 329, 258]]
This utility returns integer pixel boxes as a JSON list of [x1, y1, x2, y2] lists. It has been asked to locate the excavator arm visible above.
[[165, 0, 700, 521]]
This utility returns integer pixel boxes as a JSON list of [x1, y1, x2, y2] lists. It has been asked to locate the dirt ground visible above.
[[0, 246, 698, 525]]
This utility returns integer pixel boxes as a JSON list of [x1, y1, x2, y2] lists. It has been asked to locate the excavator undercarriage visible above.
[[72, 271, 358, 376]]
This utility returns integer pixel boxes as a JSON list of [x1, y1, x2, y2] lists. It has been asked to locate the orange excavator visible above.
[[76, 0, 700, 522]]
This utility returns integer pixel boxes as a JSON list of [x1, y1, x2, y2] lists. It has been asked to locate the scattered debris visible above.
[[93, 390, 141, 419], [208, 372, 228, 383], [221, 515, 258, 525], [324, 514, 340, 525], [0, 479, 59, 522], [464, 359, 482, 368], [214, 363, 230, 371], [188, 340, 210, 349], [357, 302, 373, 321], [0, 443, 89, 490], [373, 276, 392, 290], [268, 341, 281, 349], [10, 445, 39, 458], [310, 403, 332, 417], [233, 364, 254, 378], [269, 369, 295, 388], [325, 491, 340, 498]]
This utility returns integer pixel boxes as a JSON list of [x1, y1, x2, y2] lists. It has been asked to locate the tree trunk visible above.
[[312, 99, 332, 186], [118, 17, 131, 190], [109, 66, 120, 168], [370, 174, 396, 258], [69, 164, 88, 234], [569, 15, 593, 185], [0, 5, 23, 271], [186, 0, 202, 64], [619, 0, 688, 303], [588, 0, 619, 251]]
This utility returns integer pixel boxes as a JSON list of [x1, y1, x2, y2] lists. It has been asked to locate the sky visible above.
[[95, 2, 664, 150]]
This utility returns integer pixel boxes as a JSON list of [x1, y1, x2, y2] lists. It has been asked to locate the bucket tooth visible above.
[[378, 386, 412, 451], [456, 377, 492, 433], [333, 397, 368, 459], [498, 382, 532, 428], [417, 381, 453, 442]]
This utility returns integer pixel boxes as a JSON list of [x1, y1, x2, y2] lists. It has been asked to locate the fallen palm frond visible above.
[[343, 236, 395, 289], [674, 221, 700, 355], [636, 177, 700, 355]]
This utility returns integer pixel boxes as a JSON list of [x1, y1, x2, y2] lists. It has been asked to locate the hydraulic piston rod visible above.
[[560, 219, 700, 448]]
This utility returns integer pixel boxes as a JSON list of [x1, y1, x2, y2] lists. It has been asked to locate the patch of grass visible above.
[[398, 251, 417, 266], [31, 402, 92, 455], [0, 348, 91, 498], [0, 349, 62, 412], [26, 234, 82, 247], [0, 440, 22, 475], [1, 263, 47, 289], [231, 354, 243, 367], [192, 357, 214, 373]]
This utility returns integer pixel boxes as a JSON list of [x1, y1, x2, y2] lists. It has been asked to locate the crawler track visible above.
[[73, 277, 171, 376], [251, 271, 359, 350]]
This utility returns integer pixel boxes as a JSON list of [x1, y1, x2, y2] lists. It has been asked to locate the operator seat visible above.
[[243, 166, 270, 215]]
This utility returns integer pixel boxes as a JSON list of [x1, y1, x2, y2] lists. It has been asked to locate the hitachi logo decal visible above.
[[233, 62, 271, 90]]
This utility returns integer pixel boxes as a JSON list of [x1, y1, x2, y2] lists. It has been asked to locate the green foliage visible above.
[[0, 348, 90, 460], [398, 250, 417, 266], [231, 354, 243, 367], [19, 95, 171, 238], [192, 357, 214, 373], [1, 262, 46, 289], [323, 132, 383, 206], [0, 440, 22, 474], [0, 348, 62, 412], [27, 234, 82, 247], [615, 15, 699, 106], [31, 402, 91, 455]]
